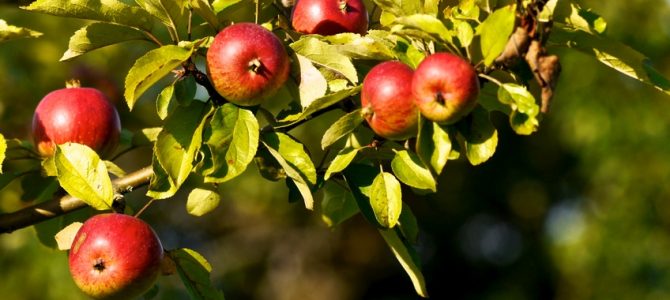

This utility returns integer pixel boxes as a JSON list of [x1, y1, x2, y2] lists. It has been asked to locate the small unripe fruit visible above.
[[361, 61, 418, 140], [69, 214, 163, 300], [32, 84, 121, 157], [291, 0, 369, 35], [206, 23, 290, 106], [412, 53, 480, 124]]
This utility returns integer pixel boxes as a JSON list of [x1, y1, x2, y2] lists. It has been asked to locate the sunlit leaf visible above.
[[203, 104, 259, 183], [320, 180, 359, 227], [0, 19, 41, 43], [54, 143, 114, 210], [54, 222, 83, 251], [478, 4, 516, 66], [186, 186, 221, 217], [296, 54, 328, 108], [567, 3, 607, 34], [156, 84, 175, 120], [498, 83, 540, 135], [170, 248, 225, 300], [276, 86, 361, 126], [378, 228, 429, 298], [370, 171, 402, 228], [61, 22, 147, 61], [190, 0, 221, 30], [291, 36, 358, 84], [324, 147, 359, 180], [22, 0, 155, 31], [321, 109, 364, 149], [458, 107, 498, 166], [391, 150, 436, 192], [124, 45, 194, 110], [416, 117, 451, 174], [0, 134, 5, 173], [393, 14, 453, 44]]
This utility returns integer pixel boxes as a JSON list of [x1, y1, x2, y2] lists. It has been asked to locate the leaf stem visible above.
[[134, 198, 156, 218]]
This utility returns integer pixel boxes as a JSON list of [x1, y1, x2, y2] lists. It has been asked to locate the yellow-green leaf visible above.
[[54, 143, 114, 210]]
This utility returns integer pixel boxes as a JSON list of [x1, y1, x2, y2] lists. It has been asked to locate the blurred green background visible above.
[[1, 0, 670, 299]]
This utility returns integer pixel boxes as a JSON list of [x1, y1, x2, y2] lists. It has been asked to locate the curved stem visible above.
[[0, 166, 154, 234]]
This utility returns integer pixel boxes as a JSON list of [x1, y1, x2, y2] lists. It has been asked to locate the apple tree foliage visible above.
[[0, 0, 669, 299]]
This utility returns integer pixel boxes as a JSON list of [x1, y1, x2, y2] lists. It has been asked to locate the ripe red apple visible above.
[[206, 23, 290, 106], [291, 0, 369, 35], [361, 61, 418, 140], [69, 213, 163, 300], [32, 84, 121, 157], [412, 53, 480, 124]]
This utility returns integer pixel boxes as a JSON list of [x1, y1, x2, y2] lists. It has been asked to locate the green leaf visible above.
[[0, 19, 41, 43], [567, 3, 606, 34], [391, 150, 436, 192], [203, 104, 259, 183], [170, 248, 225, 300], [343, 164, 382, 226], [190, 0, 221, 30], [54, 143, 114, 210], [186, 186, 221, 217], [454, 19, 474, 48], [370, 171, 402, 228], [174, 75, 197, 106], [212, 0, 242, 14], [458, 106, 498, 166], [147, 153, 175, 198], [296, 54, 328, 108], [416, 117, 451, 174], [538, 0, 558, 22], [124, 45, 194, 110], [324, 147, 359, 180], [104, 160, 126, 177], [290, 36, 358, 84], [321, 109, 364, 149], [22, 0, 155, 31], [497, 83, 540, 135], [320, 180, 359, 227], [378, 228, 429, 298], [262, 132, 317, 209], [276, 86, 361, 126], [550, 24, 670, 95], [324, 31, 397, 61], [254, 147, 286, 181], [393, 14, 453, 44], [149, 101, 210, 199], [478, 4, 516, 66], [0, 134, 5, 173], [132, 127, 163, 146], [135, 0, 186, 30], [61, 22, 147, 61], [156, 84, 175, 120], [398, 203, 419, 244]]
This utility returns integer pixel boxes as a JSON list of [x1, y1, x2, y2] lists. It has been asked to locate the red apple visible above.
[[32, 84, 121, 157], [361, 61, 418, 140], [206, 23, 290, 106], [69, 213, 163, 300], [291, 0, 369, 35], [412, 53, 480, 124]]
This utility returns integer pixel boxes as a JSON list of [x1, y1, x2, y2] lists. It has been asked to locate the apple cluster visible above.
[[361, 53, 480, 140]]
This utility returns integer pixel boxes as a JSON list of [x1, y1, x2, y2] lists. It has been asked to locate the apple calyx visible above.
[[94, 258, 106, 272], [338, 0, 348, 12], [361, 106, 374, 119], [65, 79, 81, 88], [248, 58, 263, 74]]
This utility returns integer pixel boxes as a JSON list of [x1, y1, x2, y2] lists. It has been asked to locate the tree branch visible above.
[[0, 166, 154, 234]]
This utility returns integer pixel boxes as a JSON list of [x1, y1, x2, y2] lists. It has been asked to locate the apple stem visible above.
[[65, 79, 81, 88]]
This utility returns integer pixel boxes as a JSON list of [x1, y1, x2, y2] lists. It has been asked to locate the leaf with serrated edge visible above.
[[135, 0, 186, 30], [370, 171, 402, 228], [22, 0, 155, 31], [0, 19, 41, 43], [276, 86, 361, 126], [478, 4, 516, 66], [61, 22, 147, 61], [204, 104, 259, 183], [152, 102, 210, 199], [124, 45, 194, 110], [391, 150, 436, 192], [379, 229, 429, 297], [296, 54, 328, 108], [170, 248, 225, 300], [156, 84, 175, 120], [416, 117, 451, 174], [55, 222, 83, 250], [393, 14, 453, 44], [262, 132, 316, 209], [54, 143, 114, 210], [324, 147, 359, 180], [321, 109, 363, 149], [186, 187, 221, 217], [291, 36, 358, 84]]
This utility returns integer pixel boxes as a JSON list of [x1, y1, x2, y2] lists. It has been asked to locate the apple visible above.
[[291, 0, 369, 35], [32, 83, 121, 157], [361, 61, 418, 140], [411, 53, 480, 124], [69, 213, 163, 300], [206, 23, 290, 106]]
